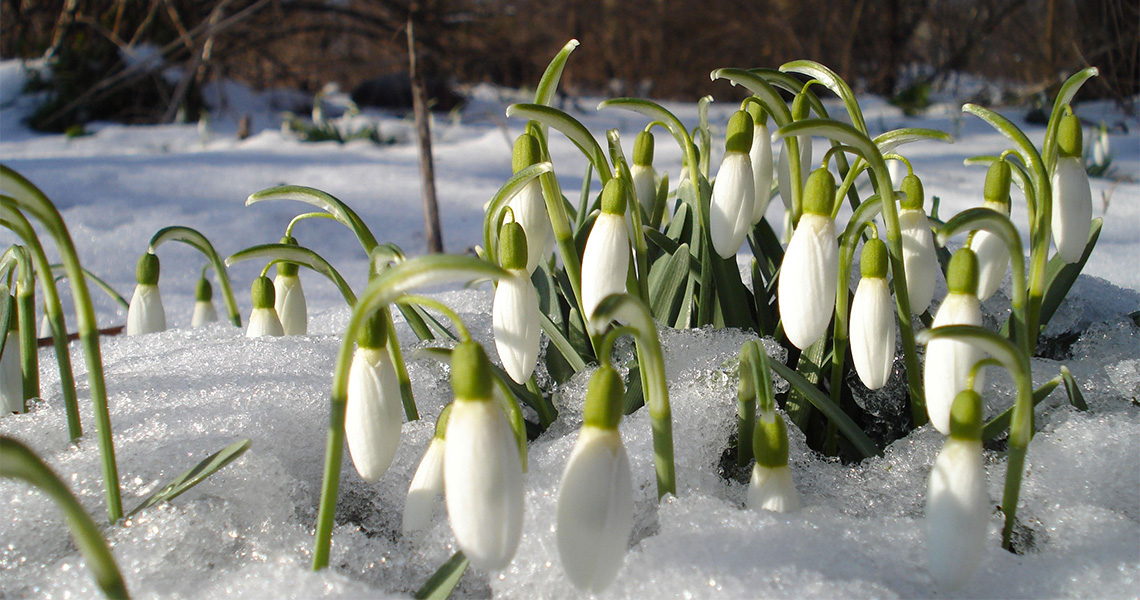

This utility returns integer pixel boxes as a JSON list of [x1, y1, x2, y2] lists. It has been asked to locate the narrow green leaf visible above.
[[874, 128, 954, 155], [505, 104, 610, 181], [533, 40, 580, 107], [648, 243, 691, 323], [983, 377, 1061, 441], [767, 360, 881, 458], [1043, 67, 1099, 172], [128, 439, 252, 517], [246, 185, 379, 253], [1059, 366, 1088, 411], [780, 60, 867, 133], [708, 69, 793, 126], [784, 338, 826, 430], [226, 243, 356, 306], [413, 551, 469, 600], [48, 264, 130, 312]]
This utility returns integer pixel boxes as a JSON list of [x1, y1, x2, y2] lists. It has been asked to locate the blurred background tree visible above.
[[1, 0, 1136, 132]]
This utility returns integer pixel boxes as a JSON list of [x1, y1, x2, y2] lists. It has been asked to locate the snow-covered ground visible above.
[[1, 57, 1138, 598]]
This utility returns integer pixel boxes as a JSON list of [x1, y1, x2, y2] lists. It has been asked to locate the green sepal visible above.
[[583, 365, 625, 430], [600, 177, 628, 215], [900, 173, 924, 210], [195, 276, 213, 302], [949, 389, 983, 441], [276, 235, 300, 277], [861, 238, 888, 279], [802, 167, 835, 216], [433, 403, 454, 439], [451, 341, 493, 401], [136, 253, 160, 285], [1057, 113, 1082, 157], [633, 130, 654, 166], [984, 159, 1012, 204], [498, 221, 528, 270], [946, 247, 979, 296], [251, 276, 275, 309], [355, 309, 388, 349], [724, 110, 754, 154], [512, 133, 543, 172], [752, 412, 789, 468]]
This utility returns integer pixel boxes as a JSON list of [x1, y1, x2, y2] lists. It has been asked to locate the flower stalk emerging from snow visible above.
[[581, 178, 631, 321], [778, 166, 838, 350], [898, 174, 939, 314], [849, 238, 895, 389], [557, 365, 634, 593], [127, 252, 166, 335], [273, 235, 307, 335], [1051, 113, 1093, 264], [709, 110, 756, 258], [970, 161, 1013, 301], [191, 273, 218, 327], [508, 133, 554, 274], [924, 248, 984, 435], [345, 311, 402, 483], [246, 276, 283, 337], [492, 221, 541, 384]]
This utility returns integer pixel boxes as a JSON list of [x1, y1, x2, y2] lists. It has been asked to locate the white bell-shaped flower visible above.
[[924, 249, 985, 435], [273, 238, 308, 335], [898, 174, 939, 314], [630, 130, 658, 219], [849, 239, 895, 390], [345, 313, 403, 483], [581, 179, 631, 321], [191, 275, 218, 327], [127, 253, 166, 335], [926, 389, 989, 591], [403, 433, 446, 537], [1051, 114, 1093, 264], [508, 133, 554, 274], [778, 168, 838, 350], [444, 342, 524, 571], [493, 222, 541, 384], [1092, 123, 1110, 167], [2, 321, 23, 414], [971, 160, 1013, 302], [749, 106, 775, 224], [246, 276, 284, 337], [557, 367, 633, 593], [747, 411, 799, 512], [709, 111, 756, 258]]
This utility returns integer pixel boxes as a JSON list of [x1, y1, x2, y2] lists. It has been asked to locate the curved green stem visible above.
[[226, 243, 357, 306], [149, 226, 241, 327], [2, 245, 38, 404], [48, 264, 129, 312], [481, 162, 554, 263], [285, 211, 337, 237], [246, 185, 380, 254]]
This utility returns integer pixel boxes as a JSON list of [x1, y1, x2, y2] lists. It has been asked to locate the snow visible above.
[[2, 58, 1138, 598]]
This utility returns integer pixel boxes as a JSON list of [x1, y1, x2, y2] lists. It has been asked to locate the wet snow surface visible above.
[[2, 59, 1138, 597]]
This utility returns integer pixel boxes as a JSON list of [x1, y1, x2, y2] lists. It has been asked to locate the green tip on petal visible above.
[[946, 247, 979, 296], [900, 174, 925, 210], [355, 309, 388, 349], [983, 160, 1012, 205], [512, 133, 543, 173], [600, 177, 628, 215], [948, 388, 983, 441], [861, 238, 889, 279], [583, 365, 625, 430], [498, 221, 529, 271], [753, 413, 789, 468], [433, 402, 454, 439], [277, 236, 300, 276], [136, 252, 160, 285], [724, 110, 754, 154], [802, 167, 836, 216], [1057, 113, 1083, 157], [451, 341, 493, 401], [195, 276, 213, 301], [633, 130, 654, 166], [251, 276, 275, 309], [746, 101, 767, 126]]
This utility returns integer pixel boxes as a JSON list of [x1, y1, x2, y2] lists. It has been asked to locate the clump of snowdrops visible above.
[[1, 39, 1104, 598]]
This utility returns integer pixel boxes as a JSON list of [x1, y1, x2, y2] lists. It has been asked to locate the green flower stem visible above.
[[781, 60, 868, 134], [918, 325, 1032, 551], [983, 375, 1061, 441], [392, 294, 471, 342], [384, 305, 418, 422], [774, 120, 926, 427], [247, 185, 380, 255], [2, 245, 39, 404], [1, 165, 123, 522], [371, 244, 451, 342], [606, 129, 651, 304], [285, 211, 337, 237], [505, 104, 611, 185], [1, 436, 130, 599], [1042, 68, 1099, 174], [589, 293, 675, 499], [226, 244, 357, 305], [149, 226, 241, 327], [481, 162, 554, 263], [49, 264, 130, 312], [0, 202, 81, 439], [311, 255, 507, 570]]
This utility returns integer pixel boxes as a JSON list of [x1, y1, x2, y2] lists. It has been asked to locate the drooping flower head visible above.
[[493, 221, 541, 384], [898, 173, 940, 314], [709, 110, 756, 258], [274, 235, 307, 335], [924, 248, 984, 435], [557, 365, 634, 593], [191, 273, 219, 327], [403, 403, 452, 538], [245, 276, 283, 337], [630, 129, 658, 220], [444, 341, 524, 571], [508, 132, 554, 274], [581, 178, 631, 321], [778, 167, 838, 350], [850, 238, 896, 390], [970, 160, 1013, 301], [127, 252, 166, 335], [748, 410, 800, 512], [926, 388, 989, 591], [747, 103, 775, 225], [1051, 112, 1093, 264], [345, 310, 402, 483]]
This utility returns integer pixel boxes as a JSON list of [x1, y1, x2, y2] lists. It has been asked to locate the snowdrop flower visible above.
[[245, 276, 283, 337], [709, 110, 756, 258], [849, 238, 895, 390], [444, 341, 524, 571], [1092, 122, 1110, 168], [1051, 113, 1093, 264], [345, 312, 403, 483], [493, 222, 540, 384], [403, 405, 451, 537], [630, 130, 658, 219], [924, 249, 984, 435], [926, 388, 989, 591], [898, 174, 940, 314], [557, 365, 633, 593], [778, 167, 838, 350], [748, 104, 774, 225], [126, 252, 166, 335], [747, 410, 799, 512], [581, 178, 631, 321], [2, 299, 23, 414], [191, 274, 219, 327], [273, 236, 307, 335], [970, 161, 1013, 301], [507, 133, 554, 274]]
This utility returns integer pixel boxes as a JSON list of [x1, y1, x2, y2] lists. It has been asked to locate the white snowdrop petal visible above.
[[493, 269, 541, 384], [750, 120, 774, 224], [403, 437, 446, 537], [776, 137, 812, 210], [1051, 156, 1093, 264], [345, 347, 403, 483], [778, 213, 838, 349], [127, 284, 166, 335], [274, 274, 307, 335], [246, 307, 284, 337], [970, 229, 1010, 301], [556, 427, 634, 593], [581, 212, 629, 321], [747, 464, 800, 513], [850, 277, 896, 390], [899, 209, 939, 314], [507, 180, 554, 274], [926, 438, 988, 591], [709, 152, 756, 258], [444, 399, 524, 571], [1, 330, 23, 414], [191, 300, 218, 327], [923, 293, 984, 435], [631, 164, 657, 217]]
